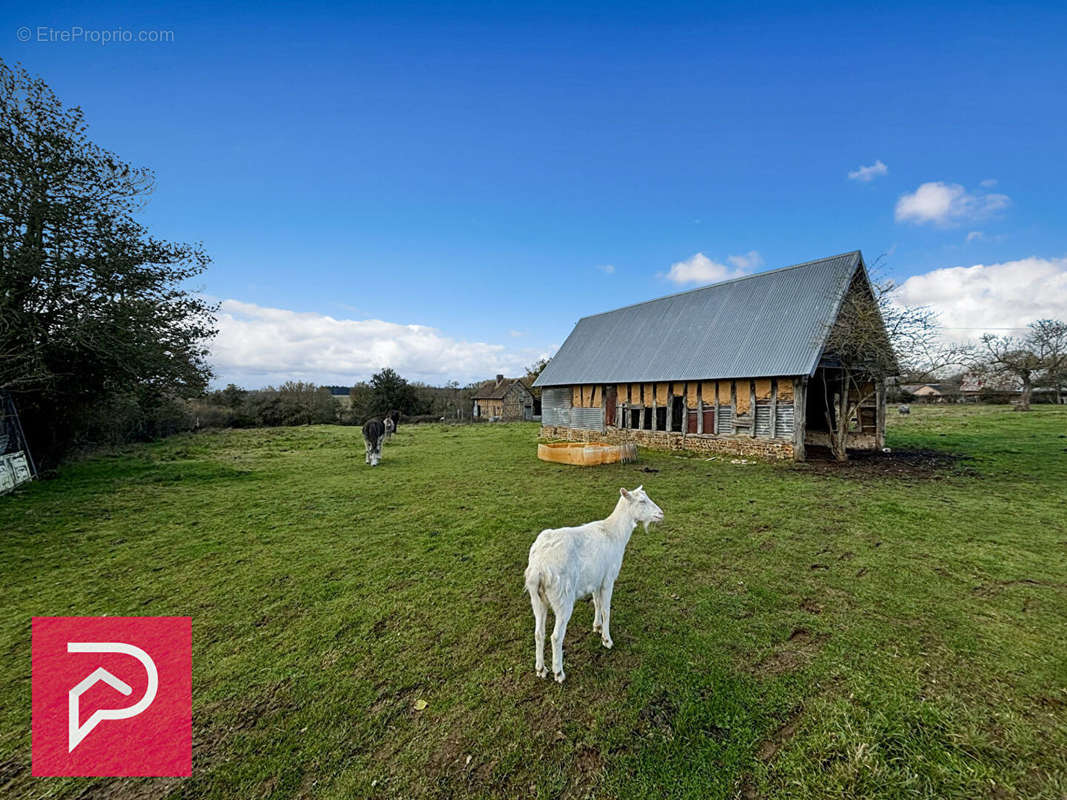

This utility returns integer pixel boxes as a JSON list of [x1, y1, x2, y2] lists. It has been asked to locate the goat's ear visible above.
[[619, 487, 631, 499]]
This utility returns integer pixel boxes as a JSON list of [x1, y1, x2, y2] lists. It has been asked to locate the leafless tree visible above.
[[819, 269, 965, 461], [978, 333, 1042, 410], [1030, 319, 1067, 404]]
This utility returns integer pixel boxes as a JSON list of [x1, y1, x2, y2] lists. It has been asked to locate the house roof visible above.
[[535, 251, 866, 387], [472, 379, 530, 400]]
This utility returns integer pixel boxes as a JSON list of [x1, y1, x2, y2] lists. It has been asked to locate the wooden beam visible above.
[[768, 379, 778, 439], [793, 376, 807, 461], [730, 380, 737, 435], [750, 380, 757, 438], [876, 378, 886, 449]]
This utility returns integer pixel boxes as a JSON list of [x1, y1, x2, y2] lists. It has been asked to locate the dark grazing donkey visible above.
[[386, 409, 400, 432], [362, 419, 386, 466]]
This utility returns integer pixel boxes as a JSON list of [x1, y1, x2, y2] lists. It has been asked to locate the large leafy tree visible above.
[[0, 60, 217, 463], [367, 368, 423, 418]]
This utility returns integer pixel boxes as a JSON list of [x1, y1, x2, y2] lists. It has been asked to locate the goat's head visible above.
[[620, 485, 664, 527]]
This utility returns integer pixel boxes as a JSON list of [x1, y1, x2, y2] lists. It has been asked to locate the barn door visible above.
[[605, 385, 617, 427]]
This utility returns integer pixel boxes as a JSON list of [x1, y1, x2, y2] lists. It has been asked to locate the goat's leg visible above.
[[550, 596, 574, 683], [530, 590, 549, 678], [592, 592, 602, 633], [365, 442, 371, 464], [599, 582, 615, 649]]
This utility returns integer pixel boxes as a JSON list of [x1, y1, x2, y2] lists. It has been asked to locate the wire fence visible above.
[[0, 392, 36, 494]]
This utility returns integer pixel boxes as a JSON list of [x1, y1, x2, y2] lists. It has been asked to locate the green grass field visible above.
[[2, 405, 1065, 799]]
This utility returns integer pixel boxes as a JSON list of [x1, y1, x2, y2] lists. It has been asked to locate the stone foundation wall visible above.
[[539, 425, 795, 461]]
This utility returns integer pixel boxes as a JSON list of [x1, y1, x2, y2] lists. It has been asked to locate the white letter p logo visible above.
[[68, 642, 158, 752]]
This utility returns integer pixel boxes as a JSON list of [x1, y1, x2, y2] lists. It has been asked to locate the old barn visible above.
[[534, 251, 889, 461], [472, 375, 536, 421]]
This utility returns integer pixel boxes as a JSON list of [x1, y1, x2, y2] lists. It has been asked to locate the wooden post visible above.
[[697, 393, 704, 434], [876, 378, 886, 449], [793, 376, 807, 461], [651, 398, 658, 431], [730, 381, 737, 435], [769, 379, 778, 439], [750, 380, 757, 438]]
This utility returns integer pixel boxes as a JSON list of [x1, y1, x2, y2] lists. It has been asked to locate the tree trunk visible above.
[[828, 374, 850, 462], [1019, 374, 1032, 411]]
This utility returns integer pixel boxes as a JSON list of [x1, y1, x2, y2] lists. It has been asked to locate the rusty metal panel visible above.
[[701, 408, 715, 434]]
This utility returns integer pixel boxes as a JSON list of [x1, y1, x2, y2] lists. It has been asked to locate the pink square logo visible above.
[[32, 617, 191, 777]]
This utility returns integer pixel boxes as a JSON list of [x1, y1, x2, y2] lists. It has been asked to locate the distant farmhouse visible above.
[[534, 251, 890, 461], [900, 383, 948, 402], [472, 375, 536, 421]]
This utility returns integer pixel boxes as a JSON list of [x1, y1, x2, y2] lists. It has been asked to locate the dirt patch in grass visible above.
[[637, 691, 678, 738], [757, 708, 803, 762], [800, 597, 823, 614], [797, 447, 974, 480], [738, 707, 805, 800], [754, 628, 829, 676]]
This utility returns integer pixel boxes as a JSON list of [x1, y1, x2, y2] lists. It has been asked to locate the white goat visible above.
[[524, 486, 664, 683]]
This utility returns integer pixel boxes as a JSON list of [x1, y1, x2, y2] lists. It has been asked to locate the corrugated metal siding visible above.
[[774, 404, 795, 439], [541, 388, 571, 427], [716, 406, 734, 435], [754, 405, 772, 437], [535, 251, 862, 387], [570, 407, 605, 431]]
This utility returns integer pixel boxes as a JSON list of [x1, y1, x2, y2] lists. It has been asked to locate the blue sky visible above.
[[5, 1, 1067, 386]]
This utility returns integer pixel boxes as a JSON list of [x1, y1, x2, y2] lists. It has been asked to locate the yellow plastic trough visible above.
[[537, 441, 638, 467]]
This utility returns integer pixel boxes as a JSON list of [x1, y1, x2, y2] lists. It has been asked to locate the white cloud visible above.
[[663, 251, 761, 285], [596, 264, 616, 274], [726, 250, 764, 270], [508, 329, 525, 338], [210, 299, 552, 387], [895, 256, 1067, 341], [966, 231, 984, 242], [980, 178, 998, 188], [895, 181, 1010, 226], [847, 160, 889, 182]]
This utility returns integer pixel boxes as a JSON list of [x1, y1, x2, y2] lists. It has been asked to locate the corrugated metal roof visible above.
[[534, 251, 864, 387]]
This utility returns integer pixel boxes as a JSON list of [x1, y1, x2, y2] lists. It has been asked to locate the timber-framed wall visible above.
[[540, 374, 885, 461]]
